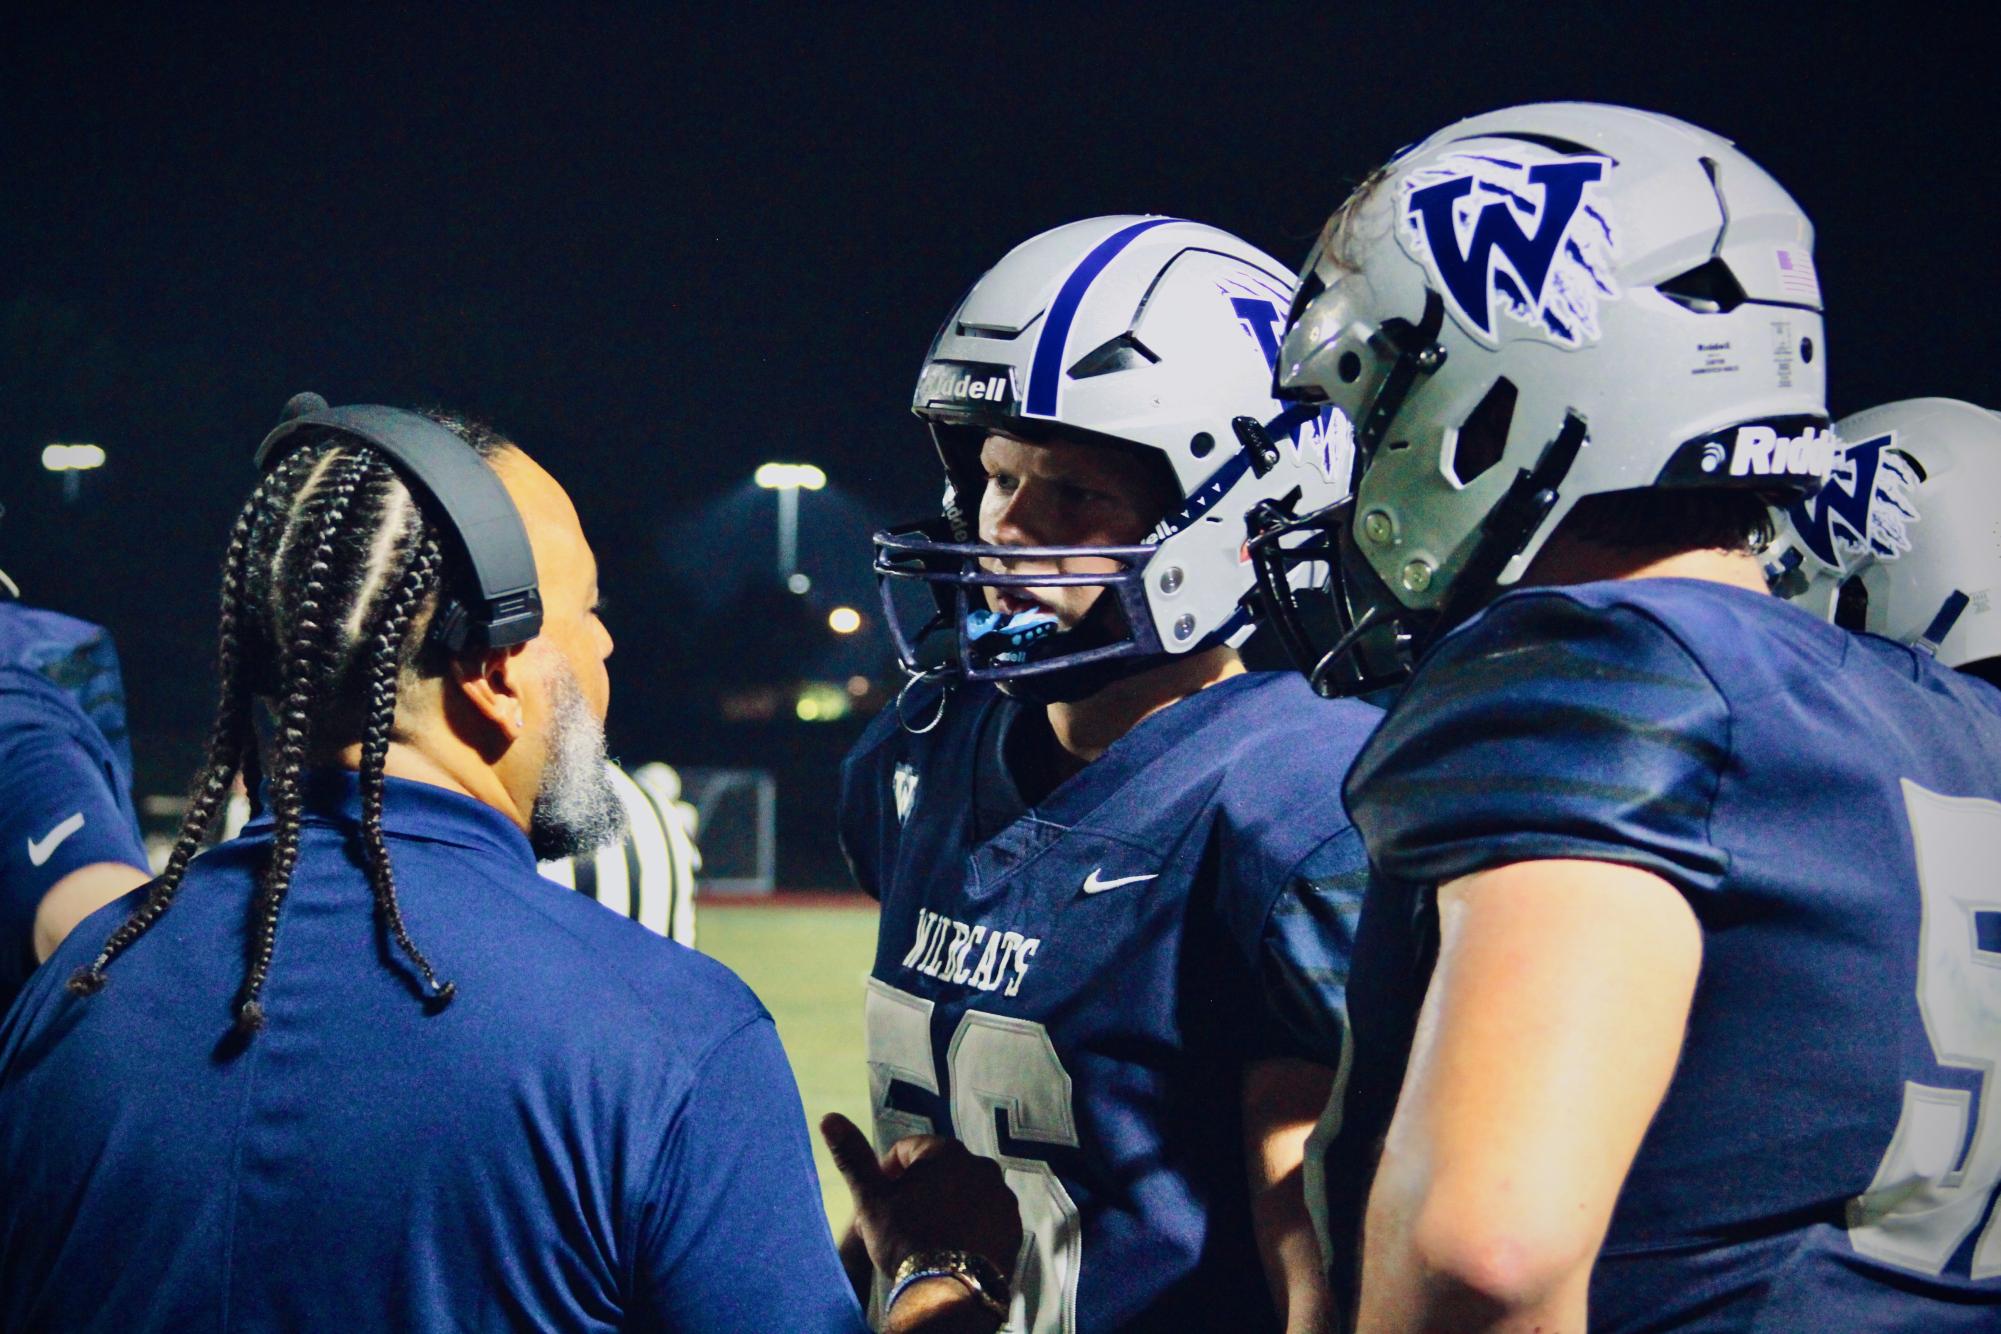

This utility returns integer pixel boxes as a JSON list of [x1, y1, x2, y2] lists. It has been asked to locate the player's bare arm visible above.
[[1357, 860, 1701, 1332], [1245, 1057, 1337, 1334], [32, 860, 151, 962]]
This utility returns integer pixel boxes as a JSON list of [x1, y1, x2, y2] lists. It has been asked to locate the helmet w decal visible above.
[[1250, 103, 1831, 691], [875, 215, 1351, 702], [1773, 398, 2001, 672], [1399, 150, 1619, 348]]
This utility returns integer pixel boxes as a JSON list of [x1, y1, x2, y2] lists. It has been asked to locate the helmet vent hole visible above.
[[1286, 271, 1326, 330], [1338, 351, 1363, 383], [1658, 257, 1747, 314], [1448, 377, 1518, 485], [1888, 447, 1927, 483], [1190, 432, 1215, 458], [1479, 131, 1603, 159], [1835, 574, 1870, 633], [1067, 332, 1160, 381]]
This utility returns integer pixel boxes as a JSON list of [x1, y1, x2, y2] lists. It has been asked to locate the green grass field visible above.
[[699, 897, 879, 1234]]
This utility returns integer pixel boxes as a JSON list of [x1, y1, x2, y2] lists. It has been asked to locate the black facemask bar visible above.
[[873, 519, 1163, 686], [1246, 494, 1417, 697]]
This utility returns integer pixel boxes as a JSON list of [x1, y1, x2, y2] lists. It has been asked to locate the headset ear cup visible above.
[[428, 599, 471, 656]]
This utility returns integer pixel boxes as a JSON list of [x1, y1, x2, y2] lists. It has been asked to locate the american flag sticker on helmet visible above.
[[1775, 247, 1821, 306]]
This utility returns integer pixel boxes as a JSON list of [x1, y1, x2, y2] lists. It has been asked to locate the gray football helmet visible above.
[[1250, 102, 1832, 691], [1771, 397, 2001, 673]]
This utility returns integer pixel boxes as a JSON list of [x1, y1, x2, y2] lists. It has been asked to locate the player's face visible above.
[[975, 433, 1167, 629]]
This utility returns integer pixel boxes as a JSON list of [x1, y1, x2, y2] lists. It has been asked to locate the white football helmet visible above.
[[1771, 397, 2001, 672], [875, 215, 1352, 702], [1252, 103, 1832, 689]]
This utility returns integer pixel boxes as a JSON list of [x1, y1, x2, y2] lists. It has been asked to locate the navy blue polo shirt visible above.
[[0, 770, 865, 1333]]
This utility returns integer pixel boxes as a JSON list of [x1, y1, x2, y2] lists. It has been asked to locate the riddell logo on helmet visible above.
[[950, 373, 1007, 401], [916, 360, 1016, 413], [1666, 417, 1835, 486], [1712, 423, 1839, 478]]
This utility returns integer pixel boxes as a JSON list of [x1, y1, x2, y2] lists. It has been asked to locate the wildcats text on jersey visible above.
[[899, 907, 1040, 996]]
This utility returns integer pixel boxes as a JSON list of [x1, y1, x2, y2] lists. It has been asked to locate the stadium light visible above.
[[753, 462, 826, 491], [753, 461, 828, 584], [828, 606, 862, 634], [42, 443, 106, 472]]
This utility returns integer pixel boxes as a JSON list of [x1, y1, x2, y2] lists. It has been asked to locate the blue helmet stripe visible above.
[[1025, 217, 1182, 418], [1155, 451, 1252, 539]]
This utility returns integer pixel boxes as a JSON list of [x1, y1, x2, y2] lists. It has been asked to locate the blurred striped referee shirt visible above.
[[539, 762, 699, 948]]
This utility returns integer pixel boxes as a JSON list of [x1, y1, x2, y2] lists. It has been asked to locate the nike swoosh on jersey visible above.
[[1082, 867, 1158, 895], [27, 811, 86, 867]]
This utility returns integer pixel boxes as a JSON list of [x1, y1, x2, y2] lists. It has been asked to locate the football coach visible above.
[[0, 397, 1019, 1333]]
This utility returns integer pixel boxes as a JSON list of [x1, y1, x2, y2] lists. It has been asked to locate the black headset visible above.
[[254, 392, 543, 652]]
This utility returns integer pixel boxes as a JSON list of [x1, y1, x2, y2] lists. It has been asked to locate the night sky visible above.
[[4, 5, 1995, 879]]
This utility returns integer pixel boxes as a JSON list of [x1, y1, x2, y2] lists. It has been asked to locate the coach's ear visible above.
[[445, 643, 533, 753]]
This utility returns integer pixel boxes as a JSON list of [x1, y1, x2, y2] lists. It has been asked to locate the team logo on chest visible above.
[[1400, 151, 1620, 349], [1782, 431, 1921, 574], [893, 762, 920, 824]]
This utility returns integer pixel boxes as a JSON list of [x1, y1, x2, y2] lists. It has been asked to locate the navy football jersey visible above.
[[0, 605, 147, 1008], [1334, 578, 2001, 1329], [840, 671, 1380, 1333]]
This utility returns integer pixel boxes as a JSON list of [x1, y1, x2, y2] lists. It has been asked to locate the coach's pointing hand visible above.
[[820, 1113, 1021, 1332]]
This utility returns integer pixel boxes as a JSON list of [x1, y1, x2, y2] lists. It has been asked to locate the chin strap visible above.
[[1915, 590, 1971, 658]]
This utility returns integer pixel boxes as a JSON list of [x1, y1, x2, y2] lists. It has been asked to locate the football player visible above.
[[1770, 397, 2001, 685], [842, 216, 1379, 1332], [1254, 105, 2001, 1328], [0, 543, 150, 1008]]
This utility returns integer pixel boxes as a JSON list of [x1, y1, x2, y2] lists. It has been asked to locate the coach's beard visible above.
[[527, 664, 626, 861]]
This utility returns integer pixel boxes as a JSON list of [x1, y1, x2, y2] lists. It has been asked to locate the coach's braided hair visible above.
[[68, 414, 512, 1034]]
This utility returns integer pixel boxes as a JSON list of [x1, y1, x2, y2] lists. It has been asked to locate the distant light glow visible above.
[[828, 606, 862, 634], [42, 443, 106, 472], [846, 675, 871, 697], [787, 572, 812, 595], [754, 462, 827, 491], [794, 682, 852, 723]]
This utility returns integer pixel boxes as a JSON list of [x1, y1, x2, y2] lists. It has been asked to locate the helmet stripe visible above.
[[1025, 217, 1182, 419]]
